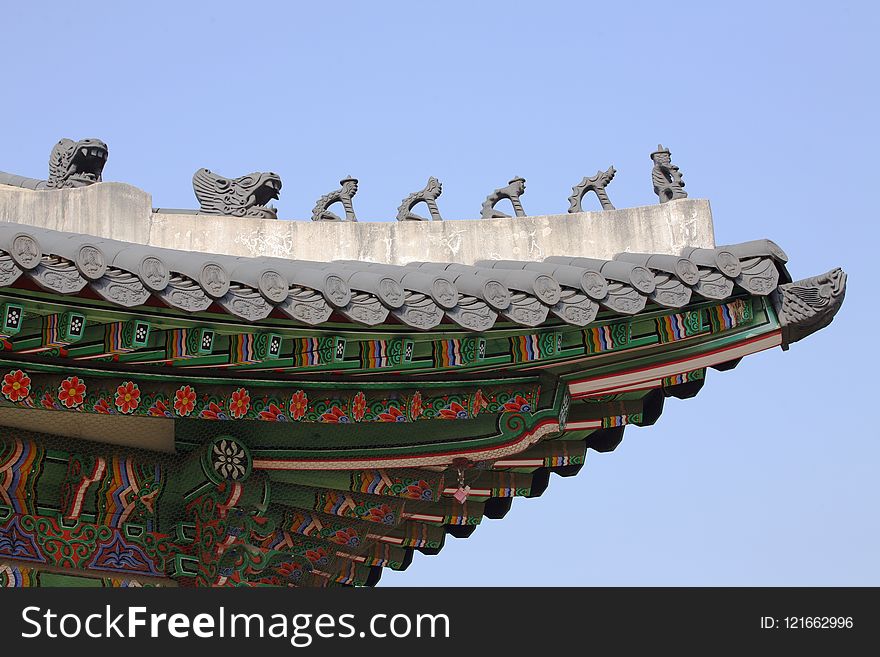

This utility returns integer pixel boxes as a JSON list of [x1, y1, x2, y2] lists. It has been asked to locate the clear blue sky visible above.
[[2, 1, 877, 585]]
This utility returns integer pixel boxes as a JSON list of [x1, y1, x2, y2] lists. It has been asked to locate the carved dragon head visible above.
[[773, 267, 847, 347], [46, 138, 108, 189], [192, 168, 282, 219], [424, 176, 442, 198]]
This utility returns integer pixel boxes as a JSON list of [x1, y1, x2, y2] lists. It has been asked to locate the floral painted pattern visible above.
[[320, 406, 350, 423], [289, 390, 308, 421], [403, 480, 434, 501], [473, 389, 489, 416], [228, 388, 250, 419], [439, 401, 468, 420], [2, 370, 30, 403], [331, 528, 360, 547], [148, 399, 172, 418], [367, 504, 396, 525], [0, 367, 539, 425], [351, 391, 367, 422], [502, 394, 531, 413], [212, 439, 248, 480], [378, 406, 405, 422], [115, 381, 141, 414], [409, 391, 423, 420], [305, 547, 330, 567], [94, 398, 114, 414], [57, 376, 86, 409], [258, 403, 287, 422], [174, 385, 197, 417], [199, 402, 228, 420], [276, 562, 304, 581]]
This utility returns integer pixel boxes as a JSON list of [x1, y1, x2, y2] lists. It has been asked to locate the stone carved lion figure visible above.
[[192, 168, 282, 219]]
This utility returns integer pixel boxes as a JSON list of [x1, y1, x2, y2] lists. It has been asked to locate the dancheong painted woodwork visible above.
[[0, 141, 846, 587]]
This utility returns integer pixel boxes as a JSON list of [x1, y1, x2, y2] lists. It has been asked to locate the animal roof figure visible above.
[[192, 168, 282, 219], [0, 137, 108, 190], [312, 176, 359, 222], [397, 177, 444, 221], [481, 177, 527, 218], [651, 144, 687, 203]]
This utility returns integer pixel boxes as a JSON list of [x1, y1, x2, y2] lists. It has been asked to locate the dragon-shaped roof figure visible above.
[[192, 168, 282, 219], [0, 137, 108, 190]]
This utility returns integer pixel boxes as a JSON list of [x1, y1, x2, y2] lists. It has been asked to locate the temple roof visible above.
[[0, 146, 848, 587]]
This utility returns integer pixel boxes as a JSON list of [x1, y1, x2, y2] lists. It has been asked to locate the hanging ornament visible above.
[[452, 464, 470, 504]]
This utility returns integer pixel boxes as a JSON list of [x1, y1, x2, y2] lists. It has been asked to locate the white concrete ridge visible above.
[[0, 182, 715, 264]]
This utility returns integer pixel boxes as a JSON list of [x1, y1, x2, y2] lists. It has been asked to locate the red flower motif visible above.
[[93, 398, 114, 414], [148, 399, 171, 417], [276, 562, 303, 580], [503, 394, 532, 413], [114, 381, 140, 414], [438, 401, 468, 420], [410, 391, 423, 420], [367, 503, 396, 525], [2, 369, 30, 403], [41, 393, 57, 410], [331, 527, 360, 546], [320, 406, 350, 423], [404, 480, 434, 501], [229, 388, 250, 419], [351, 391, 367, 421], [289, 390, 308, 421], [473, 389, 489, 416], [174, 385, 197, 417], [305, 547, 329, 566], [259, 403, 287, 422], [58, 376, 86, 409], [378, 406, 405, 422], [200, 401, 228, 420]]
